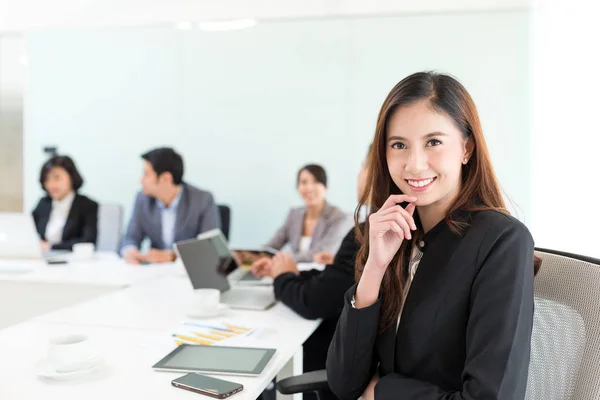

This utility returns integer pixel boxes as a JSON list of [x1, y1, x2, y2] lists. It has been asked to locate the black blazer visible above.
[[326, 210, 535, 400], [32, 194, 99, 251], [273, 225, 359, 372]]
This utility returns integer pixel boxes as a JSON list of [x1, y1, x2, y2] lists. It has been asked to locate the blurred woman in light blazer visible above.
[[254, 164, 351, 268]]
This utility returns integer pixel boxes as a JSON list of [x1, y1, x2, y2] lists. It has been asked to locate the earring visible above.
[[463, 157, 468, 164]]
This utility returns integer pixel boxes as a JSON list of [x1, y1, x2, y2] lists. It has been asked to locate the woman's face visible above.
[[44, 166, 73, 200], [386, 100, 471, 210], [298, 170, 327, 208]]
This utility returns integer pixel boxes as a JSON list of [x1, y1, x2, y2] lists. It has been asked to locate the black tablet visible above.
[[152, 345, 276, 376]]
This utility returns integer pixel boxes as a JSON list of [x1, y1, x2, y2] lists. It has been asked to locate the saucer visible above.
[[186, 304, 229, 319], [35, 355, 105, 381]]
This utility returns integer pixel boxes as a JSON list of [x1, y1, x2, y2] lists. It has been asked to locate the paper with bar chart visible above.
[[172, 321, 261, 346]]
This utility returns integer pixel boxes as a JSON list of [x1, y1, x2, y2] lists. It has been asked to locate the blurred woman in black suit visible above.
[[32, 155, 98, 251]]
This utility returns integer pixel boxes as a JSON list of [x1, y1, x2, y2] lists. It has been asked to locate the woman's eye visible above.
[[391, 142, 406, 150], [427, 139, 442, 147]]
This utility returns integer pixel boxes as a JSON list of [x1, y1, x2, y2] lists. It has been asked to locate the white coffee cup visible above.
[[47, 334, 99, 373], [72, 243, 95, 260], [192, 288, 221, 314]]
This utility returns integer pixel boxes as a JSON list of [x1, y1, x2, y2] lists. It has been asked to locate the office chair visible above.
[[277, 248, 600, 400], [96, 204, 123, 252], [217, 204, 231, 241]]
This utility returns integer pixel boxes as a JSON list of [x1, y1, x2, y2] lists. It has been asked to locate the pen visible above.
[[183, 322, 233, 332]]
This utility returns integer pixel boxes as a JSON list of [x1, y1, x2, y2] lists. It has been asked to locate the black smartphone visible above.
[[172, 373, 244, 398], [46, 259, 68, 265]]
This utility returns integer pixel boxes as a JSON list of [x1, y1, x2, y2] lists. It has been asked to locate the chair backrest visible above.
[[526, 248, 600, 400], [218, 204, 231, 241], [96, 204, 123, 252]]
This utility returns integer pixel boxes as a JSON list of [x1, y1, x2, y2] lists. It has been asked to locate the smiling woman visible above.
[[327, 71, 540, 400], [253, 164, 351, 264], [386, 106, 474, 232]]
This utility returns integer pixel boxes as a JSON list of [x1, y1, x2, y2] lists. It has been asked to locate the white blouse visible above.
[[397, 244, 424, 331], [45, 191, 76, 245], [298, 236, 312, 254]]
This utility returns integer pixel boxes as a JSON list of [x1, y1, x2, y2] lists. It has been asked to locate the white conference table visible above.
[[0, 254, 321, 400], [0, 252, 173, 286], [35, 274, 313, 333], [0, 253, 177, 329]]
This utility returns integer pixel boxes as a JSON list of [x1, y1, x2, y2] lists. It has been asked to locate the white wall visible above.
[[24, 11, 532, 247], [531, 0, 600, 257], [0, 0, 530, 32]]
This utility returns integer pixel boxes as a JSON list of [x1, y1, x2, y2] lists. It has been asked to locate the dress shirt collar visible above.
[[157, 186, 183, 211], [52, 191, 76, 209]]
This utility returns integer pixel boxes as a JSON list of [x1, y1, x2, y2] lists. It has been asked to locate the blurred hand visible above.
[[40, 240, 51, 253], [313, 251, 334, 265], [233, 251, 259, 266], [232, 251, 243, 266], [251, 257, 273, 278], [359, 375, 379, 400], [141, 248, 176, 264], [123, 247, 143, 265], [271, 252, 299, 278]]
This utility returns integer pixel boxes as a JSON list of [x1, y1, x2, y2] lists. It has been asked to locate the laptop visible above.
[[196, 229, 272, 286], [0, 212, 69, 263], [174, 234, 277, 311]]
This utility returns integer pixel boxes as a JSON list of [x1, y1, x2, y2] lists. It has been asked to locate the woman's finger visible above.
[[379, 194, 418, 211], [386, 213, 412, 240], [372, 209, 413, 240], [376, 205, 417, 230], [371, 213, 412, 240], [387, 220, 406, 239]]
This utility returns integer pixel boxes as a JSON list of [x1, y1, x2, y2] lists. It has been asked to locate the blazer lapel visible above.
[[309, 203, 331, 249], [61, 195, 80, 241], [173, 185, 189, 243], [399, 211, 471, 325], [394, 226, 464, 371], [148, 198, 163, 248], [37, 198, 52, 239], [289, 209, 303, 254]]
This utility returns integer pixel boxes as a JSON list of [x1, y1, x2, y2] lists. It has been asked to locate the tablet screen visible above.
[[152, 345, 276, 375]]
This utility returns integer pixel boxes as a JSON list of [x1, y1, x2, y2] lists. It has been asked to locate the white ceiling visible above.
[[0, 0, 530, 33]]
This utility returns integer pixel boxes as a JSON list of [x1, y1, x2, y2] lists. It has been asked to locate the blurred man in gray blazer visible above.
[[120, 147, 220, 264]]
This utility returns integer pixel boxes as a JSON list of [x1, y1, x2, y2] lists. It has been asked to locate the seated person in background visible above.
[[120, 147, 220, 264], [309, 151, 372, 265], [32, 155, 98, 252], [253, 164, 350, 269], [251, 151, 371, 374]]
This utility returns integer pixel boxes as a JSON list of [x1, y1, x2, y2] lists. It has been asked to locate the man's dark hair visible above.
[[39, 155, 84, 192], [141, 147, 184, 185]]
